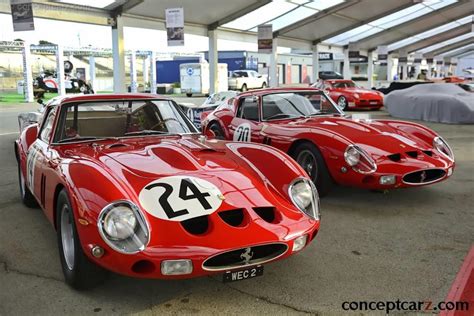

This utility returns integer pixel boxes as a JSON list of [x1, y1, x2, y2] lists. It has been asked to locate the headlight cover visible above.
[[344, 144, 377, 174], [433, 136, 454, 161], [289, 178, 320, 220], [354, 93, 360, 99], [98, 200, 149, 254]]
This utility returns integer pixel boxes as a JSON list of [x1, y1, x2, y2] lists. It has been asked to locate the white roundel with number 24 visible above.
[[138, 176, 223, 221]]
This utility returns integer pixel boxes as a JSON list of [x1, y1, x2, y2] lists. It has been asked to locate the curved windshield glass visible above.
[[262, 91, 341, 121], [332, 81, 358, 88], [54, 99, 198, 143]]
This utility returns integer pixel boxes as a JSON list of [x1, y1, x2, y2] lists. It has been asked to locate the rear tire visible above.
[[261, 82, 267, 89], [17, 161, 38, 208], [56, 189, 107, 290], [241, 84, 248, 92], [291, 142, 333, 197], [209, 122, 225, 140], [186, 93, 193, 97]]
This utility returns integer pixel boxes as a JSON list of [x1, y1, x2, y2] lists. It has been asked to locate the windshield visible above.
[[332, 81, 358, 88], [54, 99, 198, 143], [262, 91, 341, 121]]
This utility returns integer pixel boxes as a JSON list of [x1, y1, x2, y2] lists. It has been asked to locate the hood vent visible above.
[[218, 209, 247, 227], [423, 150, 433, 157], [387, 153, 401, 162], [253, 207, 280, 224], [406, 151, 418, 158], [181, 215, 209, 235]]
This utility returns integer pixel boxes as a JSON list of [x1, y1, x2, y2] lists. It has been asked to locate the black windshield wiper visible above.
[[124, 130, 169, 136], [58, 136, 101, 143]]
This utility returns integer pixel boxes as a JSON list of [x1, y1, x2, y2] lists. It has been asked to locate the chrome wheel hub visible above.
[[296, 150, 318, 181]]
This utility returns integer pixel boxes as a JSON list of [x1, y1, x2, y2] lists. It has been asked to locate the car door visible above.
[[228, 96, 263, 143], [249, 71, 260, 89], [28, 105, 59, 209]]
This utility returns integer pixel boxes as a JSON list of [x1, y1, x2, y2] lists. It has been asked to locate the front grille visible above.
[[402, 169, 446, 185], [202, 243, 288, 271]]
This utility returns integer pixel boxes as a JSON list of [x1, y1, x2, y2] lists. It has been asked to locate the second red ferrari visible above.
[[312, 79, 384, 110]]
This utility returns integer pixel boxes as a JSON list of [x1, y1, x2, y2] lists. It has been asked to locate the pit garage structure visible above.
[[0, 0, 473, 98]]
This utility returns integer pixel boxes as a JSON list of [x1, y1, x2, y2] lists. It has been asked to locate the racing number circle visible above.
[[139, 176, 223, 221]]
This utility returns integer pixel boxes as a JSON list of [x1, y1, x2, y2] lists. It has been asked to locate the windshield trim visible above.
[[53, 98, 199, 144], [260, 90, 343, 122]]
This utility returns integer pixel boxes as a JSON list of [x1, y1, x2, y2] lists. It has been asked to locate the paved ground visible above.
[[0, 97, 473, 315]]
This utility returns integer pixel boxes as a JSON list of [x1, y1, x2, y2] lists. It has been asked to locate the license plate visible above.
[[223, 265, 264, 283], [370, 101, 377, 104]]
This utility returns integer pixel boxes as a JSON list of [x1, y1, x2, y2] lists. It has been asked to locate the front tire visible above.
[[17, 161, 38, 208], [291, 142, 333, 197], [186, 93, 193, 97], [56, 189, 107, 290], [337, 96, 348, 111]]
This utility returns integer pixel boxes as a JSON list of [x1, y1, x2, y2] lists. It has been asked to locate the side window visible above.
[[39, 107, 57, 142], [236, 97, 259, 121]]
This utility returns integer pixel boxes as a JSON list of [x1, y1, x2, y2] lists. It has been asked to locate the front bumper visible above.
[[348, 99, 383, 109], [77, 216, 320, 279], [329, 156, 455, 190]]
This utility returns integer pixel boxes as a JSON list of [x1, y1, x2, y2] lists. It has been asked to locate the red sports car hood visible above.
[[341, 88, 381, 96], [285, 116, 433, 157]]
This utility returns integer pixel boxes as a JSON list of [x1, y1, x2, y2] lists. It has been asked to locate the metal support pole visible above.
[[88, 56, 96, 92], [312, 44, 319, 83], [150, 51, 157, 94], [22, 41, 34, 102], [208, 29, 218, 94], [269, 38, 278, 87], [112, 15, 126, 93], [343, 49, 350, 80], [130, 51, 137, 93], [56, 45, 66, 96], [367, 50, 374, 88], [143, 56, 149, 89]]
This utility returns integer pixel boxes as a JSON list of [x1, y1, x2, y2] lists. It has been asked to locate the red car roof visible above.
[[237, 87, 321, 97]]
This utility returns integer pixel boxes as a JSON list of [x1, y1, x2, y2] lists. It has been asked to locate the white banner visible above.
[[258, 24, 273, 53], [166, 7, 184, 46], [10, 0, 34, 31]]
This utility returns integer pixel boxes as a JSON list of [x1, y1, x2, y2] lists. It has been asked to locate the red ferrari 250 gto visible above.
[[202, 88, 455, 196], [15, 94, 320, 289], [312, 79, 384, 110]]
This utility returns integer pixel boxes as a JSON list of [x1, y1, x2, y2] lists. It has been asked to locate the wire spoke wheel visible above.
[[60, 204, 75, 271], [296, 149, 318, 182]]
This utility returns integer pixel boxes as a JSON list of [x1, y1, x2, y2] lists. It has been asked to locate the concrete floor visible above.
[[0, 97, 473, 315]]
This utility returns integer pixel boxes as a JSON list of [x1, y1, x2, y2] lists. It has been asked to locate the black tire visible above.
[[56, 189, 107, 290], [241, 84, 248, 92], [337, 96, 348, 111], [17, 160, 38, 208], [208, 121, 225, 140], [291, 142, 333, 197], [261, 82, 267, 89], [186, 93, 193, 97]]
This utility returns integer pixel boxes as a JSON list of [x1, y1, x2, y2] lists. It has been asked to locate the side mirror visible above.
[[257, 75, 262, 78]]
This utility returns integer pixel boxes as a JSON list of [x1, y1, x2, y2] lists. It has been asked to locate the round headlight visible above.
[[344, 146, 360, 166], [289, 178, 320, 220], [98, 200, 149, 254], [433, 136, 454, 161], [103, 205, 137, 240]]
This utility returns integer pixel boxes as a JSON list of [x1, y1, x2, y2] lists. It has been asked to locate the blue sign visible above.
[[186, 67, 194, 76]]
